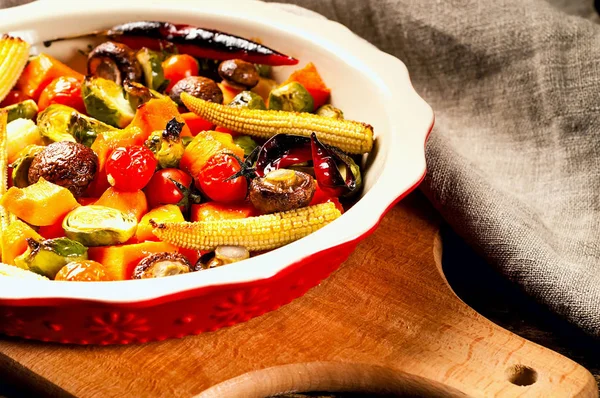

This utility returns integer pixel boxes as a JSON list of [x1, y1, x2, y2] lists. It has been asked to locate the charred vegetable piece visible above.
[[136, 47, 167, 91], [268, 82, 313, 113], [0, 111, 9, 232], [181, 94, 373, 155], [11, 145, 44, 188], [87, 41, 142, 85], [123, 80, 165, 108], [63, 205, 138, 246], [100, 21, 298, 66], [233, 135, 258, 157], [228, 91, 266, 110], [218, 59, 260, 89], [55, 260, 114, 281], [152, 201, 341, 251], [197, 58, 221, 82], [133, 252, 192, 279], [145, 118, 186, 169], [0, 263, 48, 280], [28, 141, 98, 197], [37, 104, 117, 147], [0, 35, 30, 103], [82, 76, 135, 128], [249, 169, 316, 214], [2, 100, 38, 123], [255, 134, 312, 176], [13, 237, 88, 279], [169, 76, 223, 108], [316, 104, 344, 119]]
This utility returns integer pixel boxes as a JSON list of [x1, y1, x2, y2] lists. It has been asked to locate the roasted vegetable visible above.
[[249, 169, 316, 214], [136, 204, 184, 242], [218, 59, 260, 89], [181, 94, 373, 155], [284, 62, 331, 110], [136, 48, 167, 91], [133, 252, 192, 279], [16, 53, 83, 101], [251, 77, 278, 103], [88, 41, 142, 85], [169, 76, 223, 108], [255, 64, 272, 78], [180, 112, 213, 135], [6, 118, 44, 164], [0, 263, 48, 280], [1, 220, 43, 266], [197, 245, 250, 269], [145, 118, 186, 168], [268, 82, 314, 113], [228, 91, 266, 110], [2, 99, 38, 123], [152, 201, 341, 251], [144, 168, 193, 212], [190, 201, 255, 223], [105, 145, 157, 191], [14, 237, 88, 279], [10, 145, 44, 188], [179, 129, 244, 180], [316, 104, 344, 119], [0, 35, 31, 103], [63, 205, 138, 246], [54, 260, 113, 281], [0, 111, 9, 232], [79, 21, 299, 66], [37, 104, 116, 147], [82, 76, 135, 128], [1, 177, 79, 226], [233, 135, 258, 157], [127, 97, 192, 139], [38, 77, 86, 114], [123, 80, 164, 108], [95, 187, 148, 222], [28, 141, 98, 197]]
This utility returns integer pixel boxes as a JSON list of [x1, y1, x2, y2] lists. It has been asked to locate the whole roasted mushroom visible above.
[[249, 169, 316, 214], [28, 141, 98, 197], [169, 76, 223, 109], [87, 41, 142, 85], [218, 59, 260, 89], [133, 252, 192, 279]]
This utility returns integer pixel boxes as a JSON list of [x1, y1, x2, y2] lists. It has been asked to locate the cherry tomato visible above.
[[144, 168, 193, 211], [55, 260, 113, 281], [196, 153, 247, 203], [106, 146, 157, 191], [37, 76, 85, 113], [163, 54, 199, 92], [0, 90, 30, 107]]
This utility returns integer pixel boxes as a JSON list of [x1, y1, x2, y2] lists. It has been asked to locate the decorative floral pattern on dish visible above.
[[211, 287, 270, 326], [88, 312, 150, 342]]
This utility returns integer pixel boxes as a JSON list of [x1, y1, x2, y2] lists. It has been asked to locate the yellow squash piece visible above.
[[181, 93, 373, 155], [152, 202, 341, 252], [0, 35, 30, 103]]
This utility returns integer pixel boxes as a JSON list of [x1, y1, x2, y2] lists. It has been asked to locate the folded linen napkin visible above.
[[266, 0, 600, 337]]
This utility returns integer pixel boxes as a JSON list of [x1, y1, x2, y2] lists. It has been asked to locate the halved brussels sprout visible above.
[[81, 76, 135, 128], [63, 205, 137, 246], [136, 48, 168, 92], [145, 118, 185, 169], [11, 144, 45, 188], [14, 237, 88, 279], [316, 104, 344, 119], [123, 80, 165, 108], [233, 135, 258, 157], [268, 82, 314, 113], [37, 104, 116, 147], [2, 99, 38, 123], [228, 91, 266, 110]]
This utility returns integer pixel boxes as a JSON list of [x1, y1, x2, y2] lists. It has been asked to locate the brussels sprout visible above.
[[63, 205, 137, 246], [2, 100, 38, 123], [233, 135, 258, 157], [136, 48, 168, 91], [81, 76, 135, 128], [145, 118, 185, 169], [316, 104, 344, 119], [228, 91, 266, 110], [268, 82, 314, 113], [123, 80, 165, 108], [255, 64, 272, 78], [14, 237, 88, 279], [11, 145, 45, 188], [37, 104, 116, 147]]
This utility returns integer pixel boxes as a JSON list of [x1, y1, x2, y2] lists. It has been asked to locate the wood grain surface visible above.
[[0, 192, 597, 397]]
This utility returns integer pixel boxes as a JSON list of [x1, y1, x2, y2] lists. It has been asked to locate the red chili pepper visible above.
[[107, 21, 298, 66]]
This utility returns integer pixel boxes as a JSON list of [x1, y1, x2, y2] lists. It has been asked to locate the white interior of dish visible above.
[[0, 0, 433, 302]]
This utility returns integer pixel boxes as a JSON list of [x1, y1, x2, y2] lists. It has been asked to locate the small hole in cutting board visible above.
[[505, 364, 538, 386]]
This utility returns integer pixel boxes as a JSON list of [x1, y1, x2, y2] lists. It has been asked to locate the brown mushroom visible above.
[[133, 252, 192, 279], [28, 141, 98, 197], [87, 41, 142, 85], [194, 246, 250, 270], [169, 76, 223, 109], [249, 169, 316, 214], [218, 59, 260, 89]]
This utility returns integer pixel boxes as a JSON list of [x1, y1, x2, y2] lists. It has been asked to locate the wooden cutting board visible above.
[[0, 192, 596, 397]]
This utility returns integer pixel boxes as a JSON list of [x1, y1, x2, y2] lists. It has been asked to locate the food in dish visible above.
[[0, 23, 374, 282]]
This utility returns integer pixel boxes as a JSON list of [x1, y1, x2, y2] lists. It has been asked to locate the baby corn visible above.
[[0, 110, 10, 232], [152, 202, 341, 251], [181, 93, 373, 154], [0, 35, 30, 103]]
